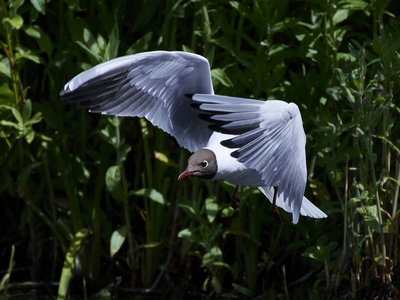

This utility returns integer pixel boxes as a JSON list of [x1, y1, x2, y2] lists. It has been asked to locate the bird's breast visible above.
[[206, 132, 264, 187]]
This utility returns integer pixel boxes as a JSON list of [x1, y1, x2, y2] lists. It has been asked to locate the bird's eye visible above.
[[201, 160, 209, 168]]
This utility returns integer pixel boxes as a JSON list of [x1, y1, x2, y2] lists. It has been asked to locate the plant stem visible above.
[[368, 128, 387, 273], [200, 0, 211, 56], [391, 159, 400, 267], [0, 245, 15, 295], [115, 118, 136, 282], [140, 119, 153, 188], [336, 154, 349, 291]]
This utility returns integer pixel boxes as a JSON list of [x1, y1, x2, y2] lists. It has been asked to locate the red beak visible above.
[[178, 169, 193, 180]]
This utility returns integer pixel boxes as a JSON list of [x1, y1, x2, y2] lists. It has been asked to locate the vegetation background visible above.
[[1, 0, 400, 299]]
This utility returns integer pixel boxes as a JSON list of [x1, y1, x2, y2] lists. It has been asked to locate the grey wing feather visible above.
[[193, 94, 310, 221], [60, 51, 214, 152]]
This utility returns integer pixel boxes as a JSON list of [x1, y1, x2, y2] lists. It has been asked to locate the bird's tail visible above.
[[258, 187, 327, 224]]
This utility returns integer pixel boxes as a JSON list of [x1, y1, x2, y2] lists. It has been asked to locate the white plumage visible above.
[[60, 50, 327, 224]]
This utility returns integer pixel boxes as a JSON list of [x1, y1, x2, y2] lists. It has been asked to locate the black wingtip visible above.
[[185, 93, 194, 99], [198, 113, 217, 122], [59, 88, 69, 99], [190, 102, 202, 110], [208, 124, 232, 133], [220, 138, 236, 148], [208, 123, 252, 135], [198, 113, 208, 121], [221, 139, 241, 155], [231, 150, 240, 158]]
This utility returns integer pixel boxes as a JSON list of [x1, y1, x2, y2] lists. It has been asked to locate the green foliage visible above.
[[58, 228, 89, 300], [0, 245, 15, 295], [0, 0, 399, 299]]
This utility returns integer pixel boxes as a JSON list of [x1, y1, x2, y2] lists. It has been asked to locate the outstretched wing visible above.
[[60, 51, 214, 152], [192, 94, 309, 222]]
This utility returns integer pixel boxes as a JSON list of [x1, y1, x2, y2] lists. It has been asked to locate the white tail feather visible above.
[[258, 187, 327, 224]]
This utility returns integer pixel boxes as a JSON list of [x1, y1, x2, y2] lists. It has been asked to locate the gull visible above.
[[60, 51, 327, 224]]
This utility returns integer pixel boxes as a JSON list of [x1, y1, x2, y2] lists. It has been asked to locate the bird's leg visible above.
[[230, 185, 240, 210], [271, 186, 281, 221]]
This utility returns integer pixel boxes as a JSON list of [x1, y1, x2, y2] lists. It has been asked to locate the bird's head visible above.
[[178, 148, 217, 180]]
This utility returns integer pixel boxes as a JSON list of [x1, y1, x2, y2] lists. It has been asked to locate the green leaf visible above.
[[202, 252, 215, 268], [182, 45, 194, 53], [209, 245, 223, 259], [105, 165, 126, 202], [11, 107, 23, 125], [138, 241, 162, 249], [97, 34, 106, 51], [64, 0, 80, 10], [178, 228, 194, 242], [154, 151, 179, 168], [110, 226, 127, 257], [202, 277, 210, 292], [22, 100, 32, 122], [0, 83, 14, 104], [24, 25, 53, 55], [100, 126, 116, 146], [30, 0, 45, 13], [89, 288, 111, 299], [211, 276, 221, 294], [118, 142, 131, 162], [342, 0, 369, 9], [72, 156, 90, 183], [0, 274, 10, 292], [356, 205, 381, 233], [35, 132, 52, 142], [0, 61, 11, 78], [125, 32, 153, 55], [108, 116, 121, 127], [221, 207, 235, 217], [76, 28, 104, 63], [3, 15, 23, 29], [9, 0, 24, 15], [25, 112, 42, 126], [202, 245, 223, 268], [232, 283, 255, 297], [0, 245, 15, 293], [205, 196, 219, 223], [15, 47, 44, 64], [24, 129, 35, 144], [132, 188, 167, 206], [76, 41, 102, 63], [105, 25, 120, 60], [374, 253, 385, 266], [179, 204, 197, 219], [211, 68, 233, 87], [333, 9, 350, 25], [0, 120, 20, 130], [337, 52, 356, 62], [373, 134, 400, 156]]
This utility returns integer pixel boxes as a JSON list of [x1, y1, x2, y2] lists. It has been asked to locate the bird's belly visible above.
[[206, 132, 264, 187], [216, 167, 264, 187]]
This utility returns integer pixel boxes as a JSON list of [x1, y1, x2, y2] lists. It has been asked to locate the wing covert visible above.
[[60, 51, 214, 152]]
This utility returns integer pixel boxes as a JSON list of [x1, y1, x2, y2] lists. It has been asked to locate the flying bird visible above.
[[60, 51, 327, 224]]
